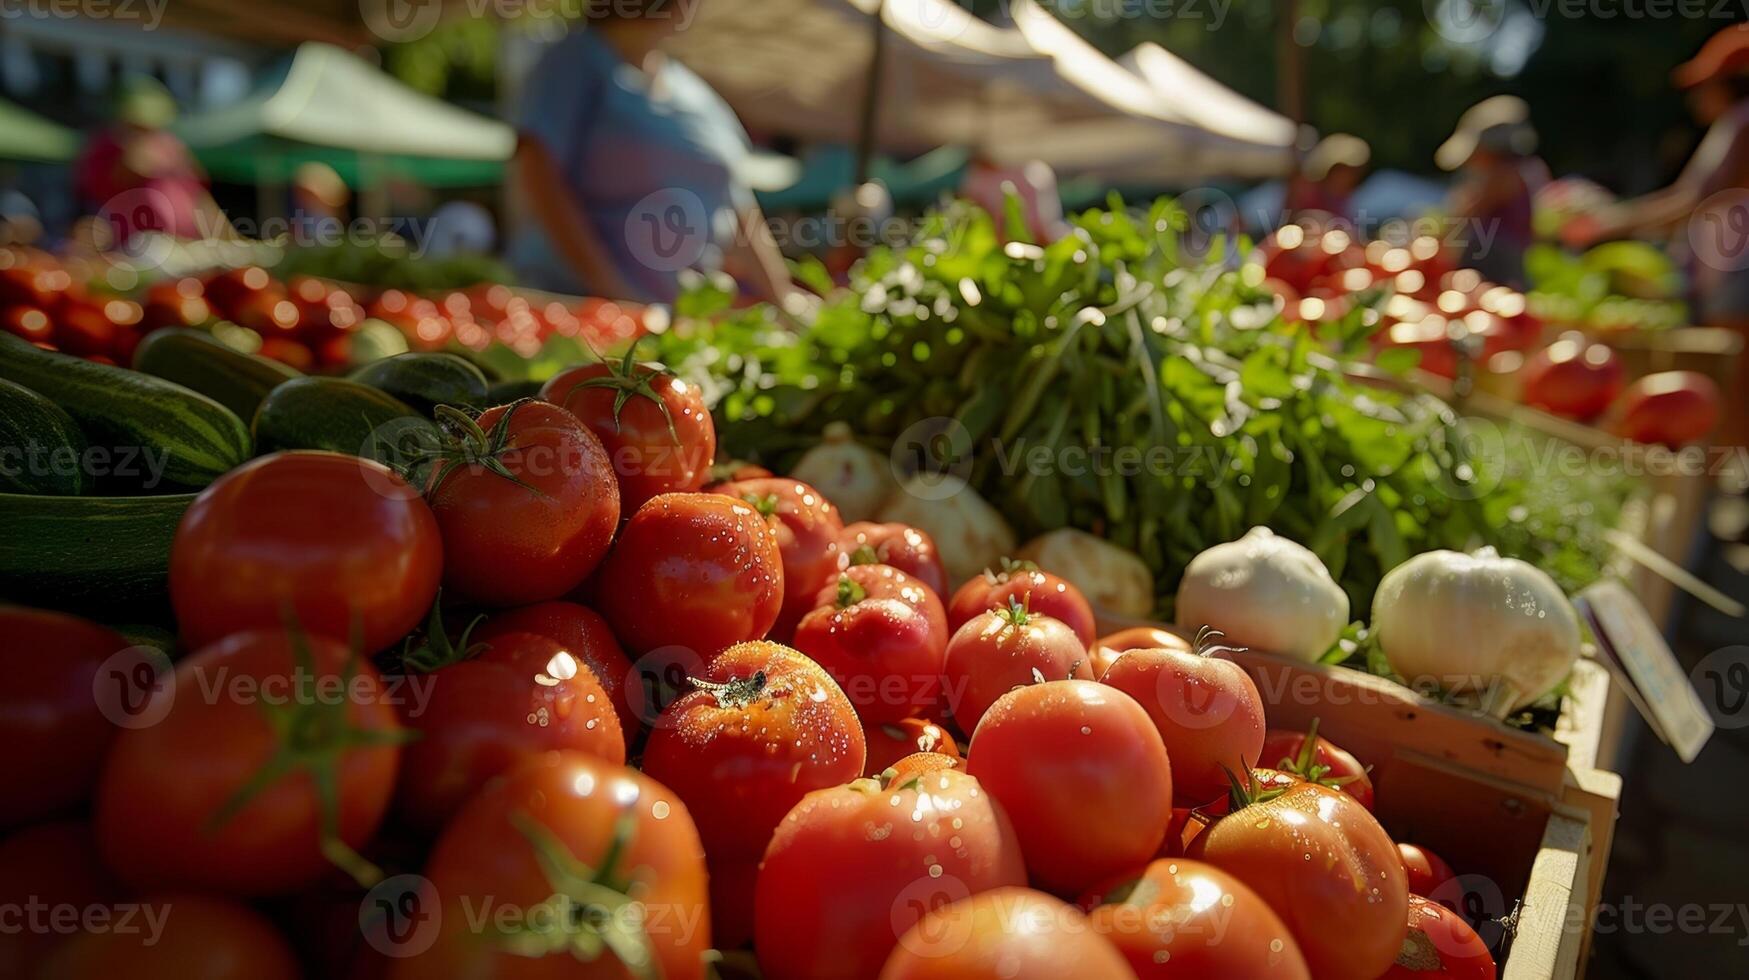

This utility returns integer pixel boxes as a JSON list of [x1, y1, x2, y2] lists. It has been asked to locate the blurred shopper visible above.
[[289, 161, 350, 243], [1440, 96, 1539, 288], [507, 4, 797, 306], [1285, 133, 1369, 226], [961, 156, 1069, 242], [1563, 24, 1749, 329], [73, 76, 231, 248]]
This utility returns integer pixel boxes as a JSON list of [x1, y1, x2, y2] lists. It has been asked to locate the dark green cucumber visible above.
[[252, 376, 441, 468], [0, 332, 251, 490], [349, 352, 488, 417], [486, 378, 545, 404], [0, 377, 88, 495], [0, 491, 195, 609], [133, 328, 301, 422]]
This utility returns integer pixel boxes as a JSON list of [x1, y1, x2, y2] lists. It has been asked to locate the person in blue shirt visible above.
[[507, 6, 797, 306]]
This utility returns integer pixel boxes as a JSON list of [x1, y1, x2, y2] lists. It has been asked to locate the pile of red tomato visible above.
[[3, 348, 1506, 979], [1251, 227, 1722, 447], [0, 247, 650, 373]]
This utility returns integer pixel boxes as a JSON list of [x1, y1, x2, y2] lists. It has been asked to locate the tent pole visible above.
[[1276, 0, 1304, 126], [854, 0, 888, 187]]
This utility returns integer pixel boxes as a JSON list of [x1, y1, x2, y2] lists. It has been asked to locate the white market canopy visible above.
[[175, 42, 514, 164], [667, 0, 1117, 153], [983, 1, 1297, 182]]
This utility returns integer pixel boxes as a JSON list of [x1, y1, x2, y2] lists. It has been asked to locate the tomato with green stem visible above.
[[941, 601, 1090, 733], [1259, 719, 1375, 810], [863, 717, 959, 777], [1080, 858, 1311, 979], [713, 477, 843, 642], [389, 752, 712, 980], [1097, 627, 1266, 807], [541, 346, 716, 509], [948, 565, 1097, 647], [756, 768, 1027, 980], [393, 623, 625, 836], [420, 400, 620, 607], [170, 451, 443, 652], [1186, 769, 1408, 980], [839, 522, 948, 597], [94, 628, 405, 895], [595, 493, 785, 660], [640, 642, 864, 862], [877, 888, 1134, 980], [966, 679, 1171, 896], [793, 568, 948, 724], [1379, 896, 1497, 980], [1089, 626, 1192, 680], [0, 608, 131, 829], [473, 600, 646, 741]]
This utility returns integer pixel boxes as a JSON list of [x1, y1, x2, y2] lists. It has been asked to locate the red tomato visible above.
[[1099, 643, 1266, 807], [2, 305, 53, 345], [1519, 335, 1624, 420], [0, 608, 130, 828], [0, 821, 122, 975], [793, 567, 948, 724], [887, 750, 963, 781], [948, 568, 1096, 646], [472, 600, 646, 740], [756, 768, 1027, 980], [941, 605, 1090, 732], [966, 680, 1172, 895], [1088, 625, 1192, 679], [170, 451, 442, 653], [840, 522, 948, 596], [596, 493, 784, 659], [40, 894, 299, 980], [1258, 721, 1375, 810], [256, 336, 316, 372], [1399, 842, 1458, 896], [1380, 896, 1497, 980], [1187, 771, 1408, 980], [389, 752, 711, 980], [713, 477, 843, 641], [863, 717, 960, 777], [641, 641, 864, 862], [94, 629, 402, 895], [1613, 370, 1721, 447], [423, 401, 620, 607], [394, 630, 625, 836], [1081, 858, 1311, 979], [541, 356, 716, 509], [877, 887, 1133, 980], [202, 265, 274, 318]]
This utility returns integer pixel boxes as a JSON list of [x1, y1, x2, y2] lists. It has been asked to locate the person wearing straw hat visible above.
[[1562, 24, 1749, 329], [72, 76, 232, 248], [1285, 133, 1369, 226], [1440, 95, 1540, 289]]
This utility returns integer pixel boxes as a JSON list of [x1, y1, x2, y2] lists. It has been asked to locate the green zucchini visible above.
[[0, 491, 195, 610], [349, 352, 489, 417], [0, 377, 88, 495], [486, 378, 545, 404], [0, 332, 251, 490], [252, 376, 441, 469], [133, 327, 301, 422]]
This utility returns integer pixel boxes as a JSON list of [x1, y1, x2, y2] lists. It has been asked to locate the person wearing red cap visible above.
[[1563, 24, 1749, 327]]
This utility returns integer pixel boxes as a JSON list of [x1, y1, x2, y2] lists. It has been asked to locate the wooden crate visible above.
[[1094, 612, 1619, 979]]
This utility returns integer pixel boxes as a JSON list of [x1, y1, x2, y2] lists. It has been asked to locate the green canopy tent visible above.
[[0, 98, 79, 164], [173, 42, 514, 189]]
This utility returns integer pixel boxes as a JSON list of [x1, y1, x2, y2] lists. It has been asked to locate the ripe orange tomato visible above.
[[1099, 644, 1266, 806], [541, 357, 716, 510], [1081, 858, 1310, 978], [713, 477, 843, 641], [942, 605, 1090, 733], [472, 600, 646, 740], [877, 887, 1134, 980]]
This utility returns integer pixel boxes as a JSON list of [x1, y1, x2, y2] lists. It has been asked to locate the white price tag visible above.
[[1575, 580, 1714, 763]]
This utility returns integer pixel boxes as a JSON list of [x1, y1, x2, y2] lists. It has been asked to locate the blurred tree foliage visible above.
[[385, 1, 1740, 192]]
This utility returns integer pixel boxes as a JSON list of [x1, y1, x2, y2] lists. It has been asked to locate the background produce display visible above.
[[0, 198, 1690, 980]]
